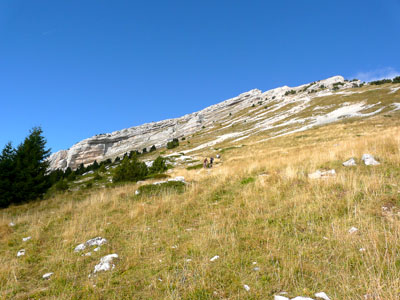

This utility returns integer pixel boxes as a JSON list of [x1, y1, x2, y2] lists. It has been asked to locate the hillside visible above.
[[48, 76, 400, 171], [1, 81, 400, 299]]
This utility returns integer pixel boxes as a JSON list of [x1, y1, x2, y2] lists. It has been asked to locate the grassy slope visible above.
[[1, 90, 400, 299]]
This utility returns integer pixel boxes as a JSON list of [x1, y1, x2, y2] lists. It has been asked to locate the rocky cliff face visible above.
[[48, 76, 360, 170]]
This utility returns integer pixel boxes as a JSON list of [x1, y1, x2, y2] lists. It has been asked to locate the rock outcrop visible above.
[[48, 76, 360, 170]]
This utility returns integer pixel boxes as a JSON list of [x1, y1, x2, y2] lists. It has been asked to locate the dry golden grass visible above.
[[1, 114, 400, 299]]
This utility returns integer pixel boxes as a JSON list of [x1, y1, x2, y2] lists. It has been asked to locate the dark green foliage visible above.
[[137, 181, 185, 196], [142, 148, 147, 153], [0, 127, 51, 207], [181, 137, 186, 141], [149, 156, 167, 173], [166, 138, 179, 149], [75, 163, 86, 175], [370, 79, 392, 85], [67, 171, 77, 181], [55, 179, 68, 191], [114, 156, 120, 163], [393, 76, 400, 83], [150, 145, 156, 152], [284, 90, 296, 96], [0, 143, 17, 207], [113, 156, 148, 183]]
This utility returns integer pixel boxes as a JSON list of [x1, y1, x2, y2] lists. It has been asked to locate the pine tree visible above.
[[150, 145, 156, 152], [13, 127, 51, 204], [0, 142, 17, 207], [149, 156, 167, 174]]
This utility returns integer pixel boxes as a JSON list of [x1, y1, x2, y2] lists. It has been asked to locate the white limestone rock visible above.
[[48, 76, 357, 171], [243, 284, 250, 292], [274, 296, 289, 300], [42, 272, 54, 280], [17, 249, 25, 257], [74, 237, 108, 252], [315, 292, 331, 300], [308, 169, 336, 179], [9, 222, 15, 227], [348, 227, 358, 234], [22, 236, 31, 242], [343, 158, 356, 166], [93, 254, 119, 273], [362, 154, 380, 166], [210, 255, 219, 262]]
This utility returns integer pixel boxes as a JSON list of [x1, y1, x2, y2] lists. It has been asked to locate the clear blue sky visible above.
[[1, 0, 399, 153]]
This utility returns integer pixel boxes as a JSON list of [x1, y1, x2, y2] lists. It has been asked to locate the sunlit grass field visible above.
[[1, 108, 400, 299]]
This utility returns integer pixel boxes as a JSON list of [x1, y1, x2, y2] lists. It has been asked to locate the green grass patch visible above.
[[137, 181, 185, 196], [186, 164, 203, 170]]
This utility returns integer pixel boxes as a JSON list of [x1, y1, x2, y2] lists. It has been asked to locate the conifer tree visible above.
[[13, 127, 51, 204], [0, 142, 17, 207]]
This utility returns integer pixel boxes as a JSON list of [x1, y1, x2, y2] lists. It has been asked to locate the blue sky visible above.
[[1, 0, 399, 153]]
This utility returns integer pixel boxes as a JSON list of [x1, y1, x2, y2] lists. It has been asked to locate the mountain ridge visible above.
[[49, 75, 393, 170]]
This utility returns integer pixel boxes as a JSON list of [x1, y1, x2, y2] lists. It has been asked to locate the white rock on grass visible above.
[[94, 254, 119, 273], [22, 236, 31, 242], [75, 237, 108, 252], [308, 169, 336, 179], [17, 249, 25, 257], [291, 297, 315, 300], [210, 255, 220, 262], [348, 227, 358, 234], [9, 222, 15, 227], [362, 154, 380, 166], [135, 190, 140, 195], [274, 296, 289, 300], [42, 272, 54, 280], [243, 284, 250, 292], [343, 158, 356, 166], [315, 292, 331, 300]]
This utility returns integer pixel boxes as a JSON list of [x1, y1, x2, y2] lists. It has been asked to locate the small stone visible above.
[[362, 154, 380, 166], [243, 284, 250, 291], [9, 222, 15, 227], [42, 272, 54, 280], [210, 255, 219, 262], [274, 296, 289, 300], [74, 243, 86, 252], [22, 237, 31, 242], [93, 253, 119, 273], [348, 227, 358, 234], [359, 248, 366, 252], [17, 249, 25, 257], [343, 158, 356, 166], [93, 247, 100, 252], [186, 259, 192, 262], [308, 169, 336, 179], [252, 261, 257, 265], [315, 291, 331, 300], [135, 190, 140, 195], [84, 252, 92, 256], [291, 297, 314, 300], [253, 267, 260, 271]]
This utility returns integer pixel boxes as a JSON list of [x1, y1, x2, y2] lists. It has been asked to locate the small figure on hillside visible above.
[[203, 158, 208, 168], [209, 157, 214, 168]]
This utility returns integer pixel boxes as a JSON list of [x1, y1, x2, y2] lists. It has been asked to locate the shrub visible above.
[[370, 79, 392, 85], [149, 156, 167, 173], [113, 156, 148, 182], [166, 138, 179, 149], [284, 90, 296, 96], [150, 145, 156, 152], [55, 179, 68, 191], [393, 76, 400, 84]]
